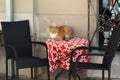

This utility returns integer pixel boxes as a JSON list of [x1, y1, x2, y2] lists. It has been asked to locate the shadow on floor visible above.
[[0, 74, 120, 80], [84, 77, 120, 80]]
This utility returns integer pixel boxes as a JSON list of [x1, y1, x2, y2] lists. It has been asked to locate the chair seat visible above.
[[76, 62, 108, 70], [17, 56, 48, 68]]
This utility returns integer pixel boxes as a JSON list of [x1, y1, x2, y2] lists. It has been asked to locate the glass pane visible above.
[[99, 0, 120, 47]]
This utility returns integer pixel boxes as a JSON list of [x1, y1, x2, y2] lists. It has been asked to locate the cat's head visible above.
[[49, 26, 59, 34], [49, 26, 59, 39]]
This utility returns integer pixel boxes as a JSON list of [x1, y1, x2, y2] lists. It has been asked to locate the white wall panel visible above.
[[37, 0, 88, 15]]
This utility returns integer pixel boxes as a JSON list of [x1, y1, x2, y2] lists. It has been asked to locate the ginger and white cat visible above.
[[49, 25, 73, 40]]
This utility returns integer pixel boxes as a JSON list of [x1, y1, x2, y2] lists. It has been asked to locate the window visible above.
[[99, 0, 120, 47]]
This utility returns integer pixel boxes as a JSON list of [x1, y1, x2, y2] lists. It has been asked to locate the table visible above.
[[46, 37, 90, 72]]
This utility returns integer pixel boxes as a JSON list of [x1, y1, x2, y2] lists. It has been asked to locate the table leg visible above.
[[76, 73, 81, 80], [71, 71, 81, 80], [55, 69, 81, 80], [55, 69, 64, 80]]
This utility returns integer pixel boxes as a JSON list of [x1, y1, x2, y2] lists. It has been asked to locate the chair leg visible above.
[[76, 73, 81, 80], [71, 71, 77, 80], [71, 67, 77, 80], [71, 63, 77, 80], [102, 70, 104, 80], [11, 60, 15, 80], [6, 59, 8, 80], [47, 66, 50, 80], [68, 70, 72, 80], [55, 70, 64, 80], [69, 71, 80, 80], [16, 68, 19, 80], [31, 67, 33, 79], [108, 69, 111, 80]]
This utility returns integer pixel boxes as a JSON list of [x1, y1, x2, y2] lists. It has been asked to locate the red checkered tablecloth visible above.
[[46, 37, 90, 72]]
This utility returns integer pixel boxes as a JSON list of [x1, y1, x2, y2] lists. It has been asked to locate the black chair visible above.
[[1, 20, 50, 80], [69, 27, 120, 80]]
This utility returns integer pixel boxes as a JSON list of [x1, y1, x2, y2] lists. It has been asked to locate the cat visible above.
[[49, 25, 73, 40]]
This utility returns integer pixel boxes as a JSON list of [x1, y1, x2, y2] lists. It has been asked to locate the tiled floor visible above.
[[0, 71, 120, 80], [0, 75, 120, 80], [0, 78, 120, 80], [84, 77, 120, 80]]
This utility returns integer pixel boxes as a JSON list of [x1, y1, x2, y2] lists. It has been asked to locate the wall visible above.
[[0, 0, 97, 44], [0, 0, 5, 30], [0, 0, 5, 75], [14, 0, 34, 35]]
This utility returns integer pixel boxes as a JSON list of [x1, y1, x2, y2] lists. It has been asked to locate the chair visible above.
[[1, 20, 50, 80], [69, 27, 120, 80]]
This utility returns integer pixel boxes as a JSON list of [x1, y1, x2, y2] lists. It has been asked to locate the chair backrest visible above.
[[103, 27, 120, 68], [1, 20, 32, 59]]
